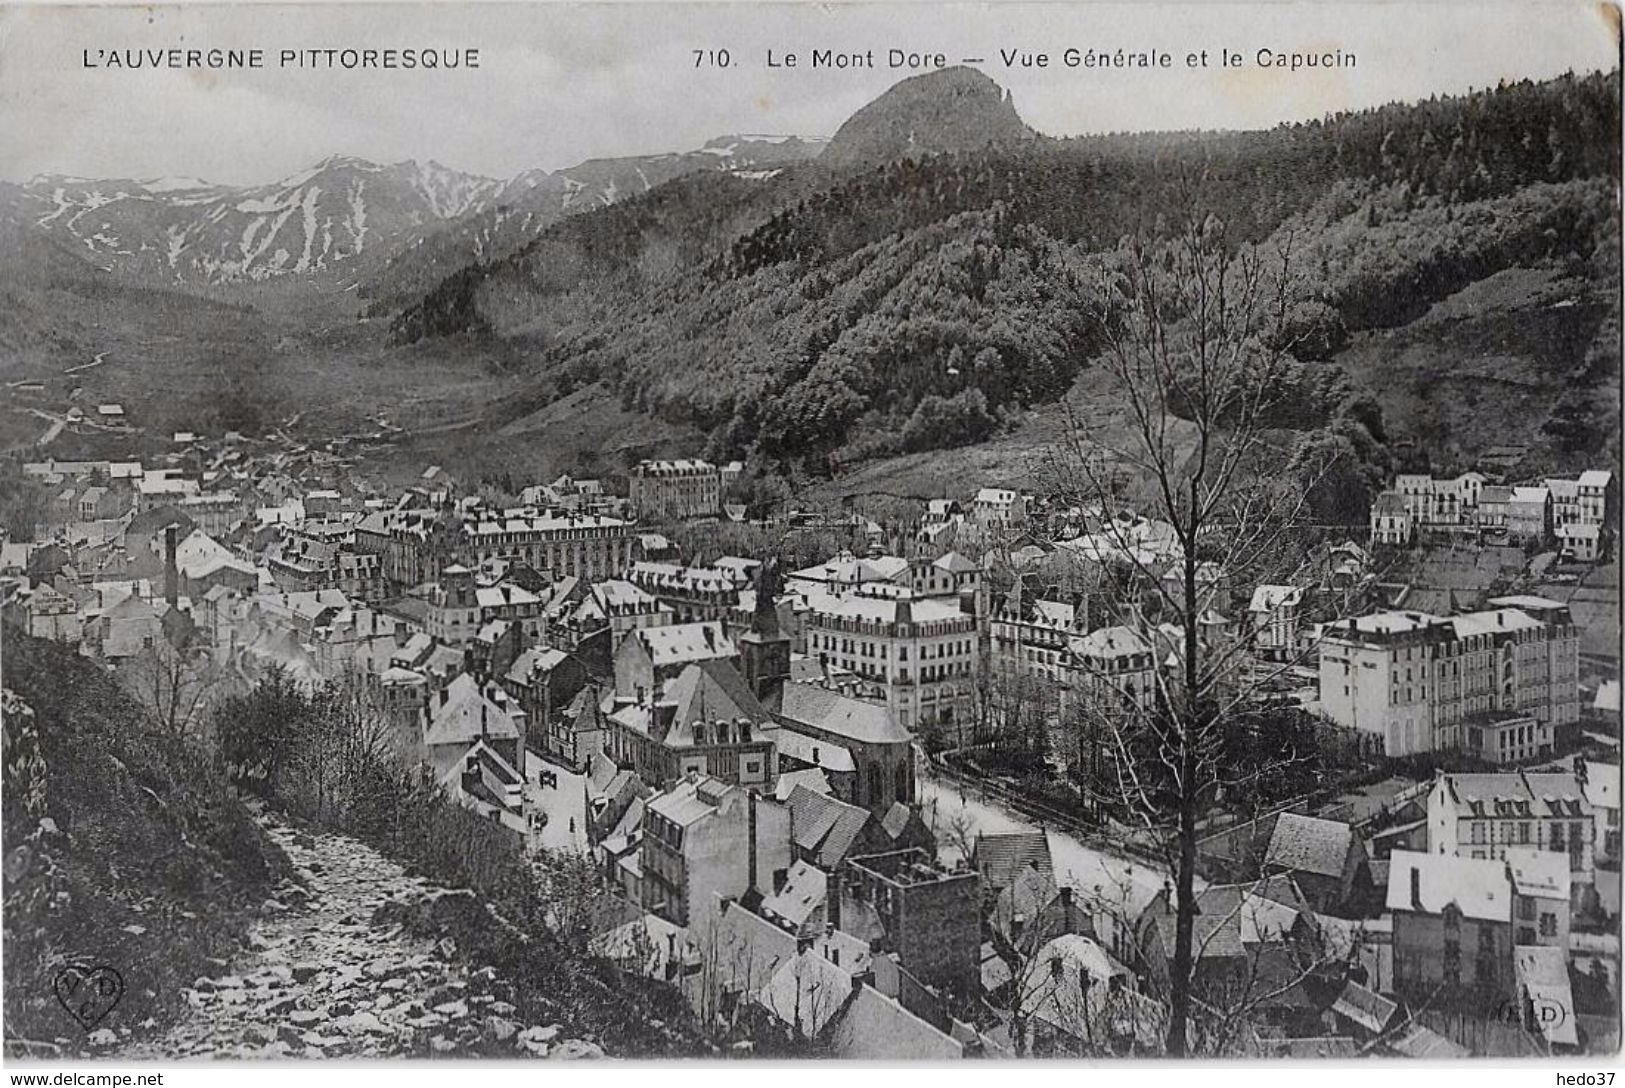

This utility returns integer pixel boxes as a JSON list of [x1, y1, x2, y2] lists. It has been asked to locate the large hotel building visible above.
[[1318, 595, 1581, 758]]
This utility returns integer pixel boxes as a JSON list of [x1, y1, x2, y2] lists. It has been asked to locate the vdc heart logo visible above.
[[53, 963, 125, 1030]]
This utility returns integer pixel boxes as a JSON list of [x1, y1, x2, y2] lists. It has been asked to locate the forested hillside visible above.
[[389, 68, 1619, 487]]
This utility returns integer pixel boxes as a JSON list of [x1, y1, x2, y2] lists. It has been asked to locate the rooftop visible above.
[[1385, 850, 1509, 922]]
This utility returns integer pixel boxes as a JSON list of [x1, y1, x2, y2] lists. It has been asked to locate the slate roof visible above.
[[1331, 980, 1398, 1035], [778, 682, 911, 744], [1582, 761, 1619, 811], [1069, 624, 1151, 661], [879, 801, 914, 841], [1386, 1024, 1470, 1059], [1264, 1037, 1360, 1058], [758, 951, 854, 1039], [1371, 491, 1406, 515], [1018, 935, 1158, 1049], [630, 621, 736, 668], [423, 674, 521, 748], [933, 551, 980, 574], [661, 660, 771, 743], [774, 767, 832, 802], [1265, 812, 1355, 880], [992, 865, 1063, 942], [829, 983, 963, 1060], [772, 727, 856, 773], [1249, 584, 1303, 614], [1505, 847, 1570, 902], [1146, 875, 1308, 966], [708, 899, 798, 995], [648, 775, 729, 827], [505, 646, 568, 685], [759, 860, 828, 932], [1385, 850, 1509, 922], [1516, 945, 1579, 1047], [972, 830, 1054, 892], [1444, 771, 1591, 818], [786, 786, 871, 869]]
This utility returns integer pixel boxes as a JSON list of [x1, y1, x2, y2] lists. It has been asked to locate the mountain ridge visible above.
[[6, 134, 829, 297]]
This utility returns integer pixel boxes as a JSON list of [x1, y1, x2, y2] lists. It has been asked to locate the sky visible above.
[[0, 1, 1617, 185]]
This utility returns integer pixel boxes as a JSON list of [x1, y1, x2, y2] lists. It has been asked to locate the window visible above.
[[1539, 913, 1557, 938], [1517, 897, 1536, 921], [1517, 822, 1531, 845]]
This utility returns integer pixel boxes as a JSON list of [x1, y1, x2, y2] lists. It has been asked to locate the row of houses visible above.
[[1371, 469, 1616, 556]]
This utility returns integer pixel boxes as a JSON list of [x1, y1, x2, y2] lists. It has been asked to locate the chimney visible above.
[[1409, 865, 1422, 911], [747, 790, 760, 897], [829, 865, 843, 931], [163, 524, 179, 608]]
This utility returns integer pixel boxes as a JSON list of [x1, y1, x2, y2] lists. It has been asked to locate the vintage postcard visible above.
[[0, 0, 1619, 1066]]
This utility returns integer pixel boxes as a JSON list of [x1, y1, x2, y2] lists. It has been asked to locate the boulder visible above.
[[516, 1024, 560, 1050], [483, 1016, 519, 1043], [551, 1039, 606, 1060], [335, 1011, 387, 1036]]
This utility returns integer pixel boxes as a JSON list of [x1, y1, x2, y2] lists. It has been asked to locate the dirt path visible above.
[[119, 812, 603, 1060]]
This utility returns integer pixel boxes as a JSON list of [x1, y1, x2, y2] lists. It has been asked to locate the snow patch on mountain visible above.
[[141, 176, 216, 193], [346, 179, 368, 254]]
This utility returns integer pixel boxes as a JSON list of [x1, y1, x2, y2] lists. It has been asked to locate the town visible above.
[[2, 429, 1618, 1058]]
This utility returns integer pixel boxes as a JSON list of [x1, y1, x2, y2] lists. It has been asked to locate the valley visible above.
[[1, 66, 1618, 503]]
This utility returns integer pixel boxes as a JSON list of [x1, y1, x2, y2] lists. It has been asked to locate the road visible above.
[[64, 351, 109, 376], [523, 754, 589, 854], [919, 773, 1176, 922], [26, 409, 66, 447]]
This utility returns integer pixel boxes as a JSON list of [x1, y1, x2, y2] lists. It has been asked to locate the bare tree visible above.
[[121, 640, 216, 741], [1041, 213, 1334, 1055]]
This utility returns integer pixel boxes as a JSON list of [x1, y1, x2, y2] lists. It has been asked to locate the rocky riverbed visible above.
[[114, 812, 606, 1060]]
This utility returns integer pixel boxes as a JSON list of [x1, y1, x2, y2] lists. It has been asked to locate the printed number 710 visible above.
[[693, 49, 733, 68]]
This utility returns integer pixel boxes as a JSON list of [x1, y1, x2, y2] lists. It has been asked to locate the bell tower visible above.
[[739, 558, 792, 711]]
